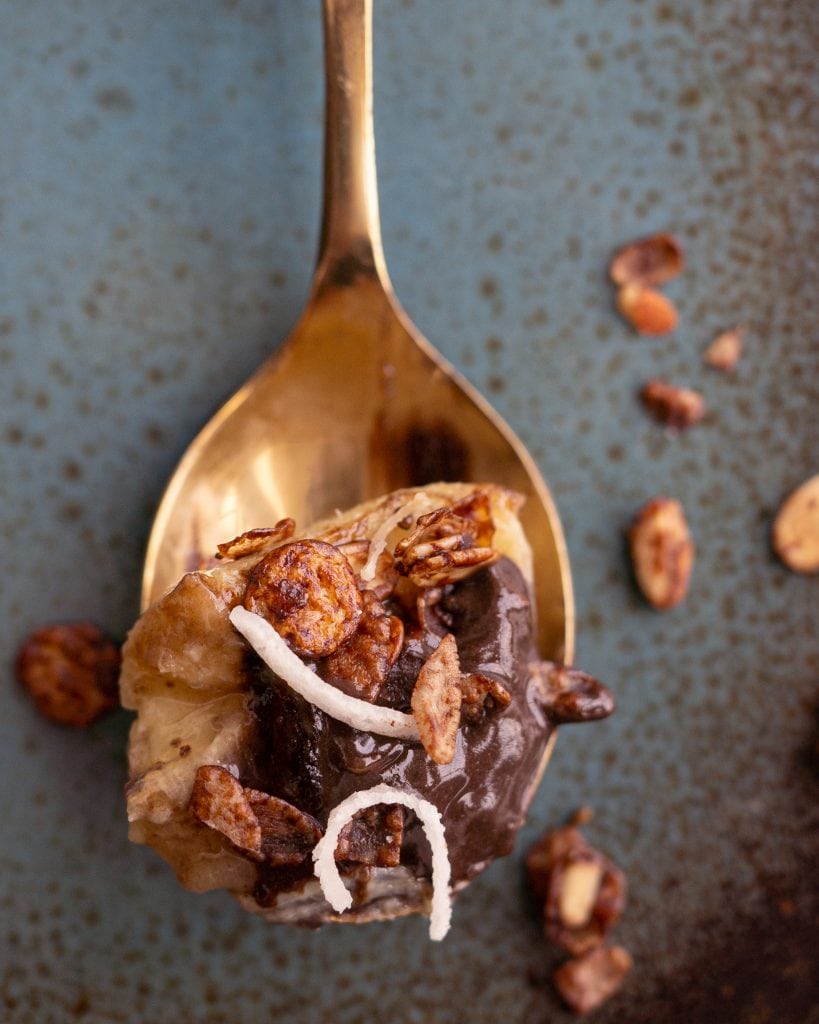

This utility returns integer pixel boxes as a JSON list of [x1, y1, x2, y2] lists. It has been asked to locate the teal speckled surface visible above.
[[1, 2, 817, 1021]]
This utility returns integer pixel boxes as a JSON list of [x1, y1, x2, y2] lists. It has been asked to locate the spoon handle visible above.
[[315, 0, 388, 290]]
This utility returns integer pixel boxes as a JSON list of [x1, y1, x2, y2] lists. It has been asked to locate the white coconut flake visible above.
[[229, 606, 420, 740], [313, 783, 453, 941], [359, 493, 434, 582]]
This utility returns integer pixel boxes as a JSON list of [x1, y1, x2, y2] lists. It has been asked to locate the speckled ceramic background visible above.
[[1, 1, 817, 1021]]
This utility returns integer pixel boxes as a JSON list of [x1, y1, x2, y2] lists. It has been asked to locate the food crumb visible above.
[[704, 326, 744, 372]]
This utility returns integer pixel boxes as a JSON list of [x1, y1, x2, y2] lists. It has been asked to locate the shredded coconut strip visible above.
[[359, 493, 435, 582], [229, 607, 420, 740], [313, 784, 453, 941]]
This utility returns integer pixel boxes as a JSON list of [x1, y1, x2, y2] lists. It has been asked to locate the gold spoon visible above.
[[141, 0, 574, 669]]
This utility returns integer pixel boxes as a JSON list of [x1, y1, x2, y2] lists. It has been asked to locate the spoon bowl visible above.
[[141, 0, 574, 666]]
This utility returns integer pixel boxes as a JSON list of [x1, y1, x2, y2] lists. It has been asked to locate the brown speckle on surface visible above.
[[94, 85, 135, 112]]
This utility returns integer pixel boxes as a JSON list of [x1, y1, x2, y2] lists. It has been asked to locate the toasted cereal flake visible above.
[[313, 784, 452, 940], [359, 493, 437, 582], [229, 607, 419, 739]]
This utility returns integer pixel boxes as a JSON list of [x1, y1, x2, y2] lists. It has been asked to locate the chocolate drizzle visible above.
[[245, 557, 554, 901]]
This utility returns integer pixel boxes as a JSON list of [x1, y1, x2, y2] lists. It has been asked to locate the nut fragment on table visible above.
[[772, 474, 819, 573], [704, 326, 744, 372], [616, 284, 679, 335], [526, 822, 626, 955], [640, 378, 706, 430], [553, 945, 633, 1014], [15, 623, 121, 727], [609, 232, 685, 287], [629, 497, 694, 609]]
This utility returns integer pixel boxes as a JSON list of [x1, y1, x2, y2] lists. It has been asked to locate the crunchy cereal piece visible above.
[[640, 378, 705, 429], [531, 664, 615, 724], [616, 284, 679, 335], [629, 497, 694, 609], [553, 945, 633, 1014], [704, 326, 744, 372], [215, 519, 295, 560], [189, 765, 262, 855], [772, 474, 819, 573], [609, 232, 685, 287], [410, 634, 462, 765], [245, 789, 323, 866], [394, 507, 498, 588], [320, 592, 404, 702], [243, 540, 363, 658], [458, 672, 512, 724], [527, 824, 627, 957], [449, 489, 496, 547], [15, 623, 120, 727], [333, 538, 371, 576], [334, 804, 405, 867]]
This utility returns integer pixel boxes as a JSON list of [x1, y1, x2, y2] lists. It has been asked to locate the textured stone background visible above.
[[1, 1, 817, 1021]]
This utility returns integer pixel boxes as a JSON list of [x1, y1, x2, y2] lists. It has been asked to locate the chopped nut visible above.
[[394, 507, 498, 587], [189, 765, 262, 855], [458, 672, 512, 724], [553, 945, 633, 1014], [531, 664, 615, 724], [629, 497, 694, 609], [569, 806, 595, 827], [334, 804, 405, 867], [243, 540, 363, 658], [410, 633, 462, 765], [215, 519, 296, 560], [15, 623, 121, 727], [245, 789, 323, 866], [704, 326, 744, 372], [616, 284, 679, 335], [772, 474, 819, 574], [609, 232, 685, 287], [527, 825, 627, 956], [640, 378, 706, 429], [320, 592, 405, 702]]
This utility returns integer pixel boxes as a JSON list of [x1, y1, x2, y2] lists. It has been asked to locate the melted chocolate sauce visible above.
[[245, 557, 552, 897]]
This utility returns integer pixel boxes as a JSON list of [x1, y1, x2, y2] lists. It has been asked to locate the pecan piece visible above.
[[243, 540, 363, 658], [245, 789, 323, 866], [531, 664, 615, 724], [334, 804, 404, 867], [189, 765, 262, 856], [616, 284, 679, 335], [704, 325, 744, 372], [410, 633, 462, 765], [215, 519, 295, 560], [553, 945, 633, 1014], [450, 489, 496, 547], [609, 232, 684, 287], [459, 672, 512, 724], [629, 497, 694, 609], [15, 623, 120, 727], [320, 592, 404, 702], [640, 378, 706, 429], [526, 824, 627, 956], [394, 507, 498, 588], [772, 474, 819, 574]]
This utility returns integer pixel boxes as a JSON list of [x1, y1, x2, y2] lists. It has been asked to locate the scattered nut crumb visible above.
[[569, 806, 594, 827], [410, 633, 462, 765], [335, 804, 404, 867], [553, 945, 633, 1014], [526, 823, 626, 956], [629, 497, 694, 609], [704, 326, 744, 372], [640, 378, 706, 430], [616, 284, 679, 335], [458, 671, 512, 724], [15, 623, 121, 727], [609, 232, 685, 287], [772, 474, 819, 574]]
